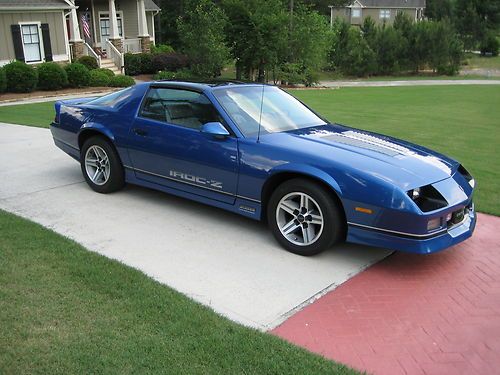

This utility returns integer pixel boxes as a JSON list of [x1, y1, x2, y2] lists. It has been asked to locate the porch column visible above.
[[108, 0, 122, 52], [137, 0, 151, 53], [69, 1, 84, 59]]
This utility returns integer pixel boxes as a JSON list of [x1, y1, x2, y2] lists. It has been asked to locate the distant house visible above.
[[329, 0, 426, 26], [0, 0, 160, 73]]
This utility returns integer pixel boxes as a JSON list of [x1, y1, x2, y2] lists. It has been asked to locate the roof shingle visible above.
[[357, 0, 425, 8]]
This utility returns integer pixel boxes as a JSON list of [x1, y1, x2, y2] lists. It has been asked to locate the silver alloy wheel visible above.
[[276, 192, 324, 246], [84, 145, 110, 186]]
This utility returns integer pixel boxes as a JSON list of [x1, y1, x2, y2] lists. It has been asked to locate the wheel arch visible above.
[[78, 123, 115, 150], [260, 166, 346, 227]]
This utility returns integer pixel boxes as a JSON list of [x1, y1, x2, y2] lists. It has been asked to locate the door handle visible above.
[[133, 128, 148, 136]]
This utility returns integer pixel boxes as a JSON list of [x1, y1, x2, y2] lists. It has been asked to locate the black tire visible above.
[[80, 136, 125, 194], [267, 178, 345, 256]]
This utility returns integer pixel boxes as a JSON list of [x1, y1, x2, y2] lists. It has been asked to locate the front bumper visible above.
[[346, 203, 477, 254]]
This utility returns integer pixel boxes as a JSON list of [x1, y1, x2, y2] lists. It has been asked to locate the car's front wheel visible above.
[[267, 178, 345, 256], [80, 136, 125, 194]]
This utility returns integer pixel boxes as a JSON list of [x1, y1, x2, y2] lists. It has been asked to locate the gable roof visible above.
[[144, 0, 160, 11], [0, 0, 73, 10], [354, 0, 425, 8], [0, 0, 160, 11]]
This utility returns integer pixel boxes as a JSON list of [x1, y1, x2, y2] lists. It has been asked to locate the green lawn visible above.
[[0, 85, 498, 215], [0, 102, 54, 128], [464, 52, 500, 70], [0, 209, 354, 374], [291, 85, 500, 216]]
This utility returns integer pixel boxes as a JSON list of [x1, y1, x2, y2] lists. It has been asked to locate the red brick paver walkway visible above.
[[273, 213, 500, 375]]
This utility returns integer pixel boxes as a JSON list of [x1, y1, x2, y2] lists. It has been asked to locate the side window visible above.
[[140, 87, 225, 130]]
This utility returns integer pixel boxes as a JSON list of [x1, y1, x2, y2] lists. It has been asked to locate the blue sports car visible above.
[[50, 81, 476, 256]]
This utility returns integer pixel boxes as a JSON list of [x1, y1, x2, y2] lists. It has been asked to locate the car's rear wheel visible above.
[[80, 136, 125, 194], [267, 178, 345, 256]]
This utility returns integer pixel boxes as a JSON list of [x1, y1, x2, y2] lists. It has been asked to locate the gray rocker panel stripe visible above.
[[124, 165, 261, 203], [54, 137, 79, 151]]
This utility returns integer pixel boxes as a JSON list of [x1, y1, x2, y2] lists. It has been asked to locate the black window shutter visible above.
[[11, 24, 25, 62], [41, 23, 53, 62]]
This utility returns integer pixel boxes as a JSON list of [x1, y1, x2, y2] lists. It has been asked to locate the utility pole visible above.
[[289, 0, 294, 31]]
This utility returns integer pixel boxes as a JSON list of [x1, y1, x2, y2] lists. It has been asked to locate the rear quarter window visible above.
[[87, 87, 134, 107]]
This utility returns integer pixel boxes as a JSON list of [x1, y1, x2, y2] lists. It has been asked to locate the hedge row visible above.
[[125, 52, 190, 76], [0, 60, 134, 94]]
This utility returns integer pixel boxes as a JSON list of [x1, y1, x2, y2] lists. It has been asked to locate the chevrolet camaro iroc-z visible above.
[[50, 81, 476, 256]]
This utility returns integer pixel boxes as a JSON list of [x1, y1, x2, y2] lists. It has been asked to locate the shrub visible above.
[[150, 44, 174, 54], [109, 75, 135, 87], [4, 61, 38, 93], [77, 55, 98, 70], [480, 33, 499, 57], [89, 70, 111, 87], [152, 52, 190, 73], [65, 63, 90, 87], [277, 63, 305, 85], [0, 67, 6, 93], [94, 68, 115, 78], [139, 53, 155, 74], [124, 53, 142, 75], [303, 68, 319, 87], [153, 69, 195, 80], [37, 62, 68, 90]]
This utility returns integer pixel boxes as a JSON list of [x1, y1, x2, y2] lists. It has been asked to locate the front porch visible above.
[[67, 0, 159, 73]]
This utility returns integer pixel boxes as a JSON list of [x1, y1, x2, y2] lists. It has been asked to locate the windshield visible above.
[[213, 86, 326, 137]]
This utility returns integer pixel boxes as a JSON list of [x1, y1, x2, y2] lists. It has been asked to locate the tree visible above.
[[425, 0, 454, 21], [455, 0, 500, 50], [177, 0, 230, 77], [361, 16, 377, 50], [407, 21, 434, 73], [222, 0, 289, 81], [287, 4, 331, 74], [393, 12, 414, 70], [428, 20, 463, 75], [375, 25, 405, 75], [158, 0, 186, 48], [329, 17, 351, 71]]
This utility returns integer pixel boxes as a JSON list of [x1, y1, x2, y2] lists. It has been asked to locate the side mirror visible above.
[[201, 122, 230, 139]]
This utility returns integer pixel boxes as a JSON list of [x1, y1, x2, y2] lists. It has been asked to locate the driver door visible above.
[[127, 87, 239, 204]]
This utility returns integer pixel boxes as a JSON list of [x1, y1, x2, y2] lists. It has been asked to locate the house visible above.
[[0, 0, 160, 73], [329, 0, 425, 26]]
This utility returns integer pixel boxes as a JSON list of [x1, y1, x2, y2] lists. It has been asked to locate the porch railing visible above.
[[82, 42, 102, 68], [123, 38, 142, 54], [106, 40, 124, 74]]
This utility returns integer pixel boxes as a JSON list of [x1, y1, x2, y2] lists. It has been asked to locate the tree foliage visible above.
[[177, 0, 230, 77]]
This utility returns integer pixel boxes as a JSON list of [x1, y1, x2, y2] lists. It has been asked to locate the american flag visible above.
[[81, 12, 91, 40]]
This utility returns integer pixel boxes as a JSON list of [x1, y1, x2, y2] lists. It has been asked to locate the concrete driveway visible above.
[[0, 123, 391, 329]]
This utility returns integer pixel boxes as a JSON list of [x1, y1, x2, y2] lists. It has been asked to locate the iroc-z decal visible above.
[[169, 170, 223, 190]]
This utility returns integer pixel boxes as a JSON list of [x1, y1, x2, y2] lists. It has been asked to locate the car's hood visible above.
[[262, 124, 459, 190]]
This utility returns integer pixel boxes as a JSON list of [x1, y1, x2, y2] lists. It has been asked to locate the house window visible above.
[[352, 8, 361, 18], [99, 13, 123, 39], [379, 9, 391, 19], [21, 24, 42, 63]]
